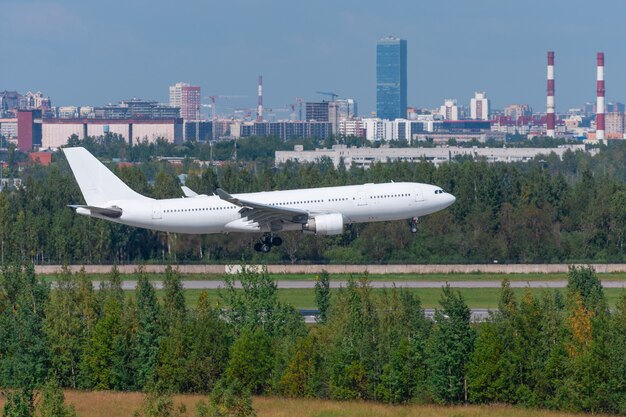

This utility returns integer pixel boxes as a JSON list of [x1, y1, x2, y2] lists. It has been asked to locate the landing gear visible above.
[[410, 217, 418, 233], [254, 233, 282, 252]]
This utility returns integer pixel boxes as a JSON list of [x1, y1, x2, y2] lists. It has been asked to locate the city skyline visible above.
[[2, 0, 626, 113]]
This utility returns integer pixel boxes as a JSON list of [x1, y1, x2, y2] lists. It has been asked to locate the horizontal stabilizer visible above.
[[68, 204, 123, 218]]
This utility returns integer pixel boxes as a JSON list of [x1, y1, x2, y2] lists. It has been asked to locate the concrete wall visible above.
[[33, 264, 626, 275]]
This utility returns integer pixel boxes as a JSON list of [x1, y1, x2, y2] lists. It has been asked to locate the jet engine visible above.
[[303, 213, 344, 235]]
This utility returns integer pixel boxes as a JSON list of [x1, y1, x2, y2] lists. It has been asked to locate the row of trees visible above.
[[1, 264, 625, 415], [3, 137, 626, 264]]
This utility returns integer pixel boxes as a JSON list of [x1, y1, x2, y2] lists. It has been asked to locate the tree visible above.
[[566, 265, 607, 315], [2, 386, 34, 417], [221, 265, 304, 338], [326, 276, 379, 400], [183, 294, 231, 393], [44, 267, 83, 388], [314, 270, 330, 324], [37, 379, 78, 417], [135, 268, 162, 389], [83, 296, 123, 389], [467, 280, 517, 404], [426, 285, 475, 404], [198, 379, 256, 417], [278, 334, 321, 398], [162, 266, 186, 326], [0, 263, 49, 388], [225, 327, 273, 395]]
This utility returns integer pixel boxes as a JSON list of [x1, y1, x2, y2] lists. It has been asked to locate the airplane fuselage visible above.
[[79, 182, 455, 234]]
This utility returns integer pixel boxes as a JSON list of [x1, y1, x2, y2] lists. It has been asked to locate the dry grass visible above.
[[0, 391, 617, 417]]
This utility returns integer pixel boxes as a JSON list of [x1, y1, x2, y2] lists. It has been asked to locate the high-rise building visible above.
[[606, 112, 624, 139], [376, 36, 407, 120], [305, 101, 329, 122], [440, 99, 459, 121], [470, 91, 490, 120], [335, 98, 358, 119], [169, 82, 201, 120], [504, 104, 532, 121]]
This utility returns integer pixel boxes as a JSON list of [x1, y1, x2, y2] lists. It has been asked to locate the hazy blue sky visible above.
[[2, 0, 625, 115]]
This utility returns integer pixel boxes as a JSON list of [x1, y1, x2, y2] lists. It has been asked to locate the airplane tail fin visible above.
[[63, 147, 148, 206]]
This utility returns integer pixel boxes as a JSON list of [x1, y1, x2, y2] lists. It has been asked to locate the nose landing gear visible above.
[[409, 217, 419, 233], [254, 233, 283, 253]]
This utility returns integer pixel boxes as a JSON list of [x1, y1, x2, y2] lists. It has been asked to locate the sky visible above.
[[2, 0, 626, 116]]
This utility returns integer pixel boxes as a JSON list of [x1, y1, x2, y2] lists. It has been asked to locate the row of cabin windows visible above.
[[162, 194, 398, 213], [164, 207, 237, 213], [370, 193, 410, 199], [164, 199, 349, 213]]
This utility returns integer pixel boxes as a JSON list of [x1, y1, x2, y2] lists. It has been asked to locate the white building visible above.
[[276, 144, 592, 169], [363, 116, 438, 142], [57, 106, 79, 118], [335, 98, 358, 119], [169, 82, 200, 120], [339, 119, 365, 137], [440, 99, 459, 120], [470, 91, 490, 120], [42, 119, 183, 148]]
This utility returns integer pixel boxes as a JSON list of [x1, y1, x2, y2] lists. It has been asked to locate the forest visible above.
[[0, 135, 623, 264], [0, 264, 625, 416]]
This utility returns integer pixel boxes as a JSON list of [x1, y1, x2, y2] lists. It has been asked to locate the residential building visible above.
[[606, 112, 625, 139], [169, 82, 201, 120], [440, 99, 459, 121], [230, 121, 332, 140], [504, 104, 532, 121], [470, 91, 490, 120], [376, 36, 407, 120]]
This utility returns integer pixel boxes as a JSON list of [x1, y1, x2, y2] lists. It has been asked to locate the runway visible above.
[[92, 279, 626, 290]]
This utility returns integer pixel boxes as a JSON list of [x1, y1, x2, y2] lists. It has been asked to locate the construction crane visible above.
[[203, 95, 247, 121], [316, 91, 339, 101], [203, 95, 247, 140]]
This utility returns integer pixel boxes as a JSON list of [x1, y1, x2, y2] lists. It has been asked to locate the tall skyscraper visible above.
[[376, 36, 407, 120], [169, 82, 201, 120]]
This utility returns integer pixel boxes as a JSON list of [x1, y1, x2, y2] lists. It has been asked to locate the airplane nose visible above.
[[445, 193, 456, 207]]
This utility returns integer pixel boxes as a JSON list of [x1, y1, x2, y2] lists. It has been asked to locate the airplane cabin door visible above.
[[414, 186, 425, 202], [357, 191, 368, 206], [152, 205, 162, 219]]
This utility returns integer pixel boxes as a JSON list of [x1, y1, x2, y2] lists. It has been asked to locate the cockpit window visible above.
[[435, 189, 444, 194]]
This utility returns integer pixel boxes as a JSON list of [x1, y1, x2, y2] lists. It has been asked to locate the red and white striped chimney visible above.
[[256, 75, 263, 123], [596, 52, 605, 142], [546, 51, 556, 137]]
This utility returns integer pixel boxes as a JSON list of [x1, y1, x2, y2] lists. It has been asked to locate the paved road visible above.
[[91, 279, 626, 290], [301, 308, 493, 323]]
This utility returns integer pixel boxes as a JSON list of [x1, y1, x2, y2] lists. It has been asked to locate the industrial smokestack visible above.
[[596, 52, 605, 142], [546, 51, 556, 137], [257, 75, 263, 123]]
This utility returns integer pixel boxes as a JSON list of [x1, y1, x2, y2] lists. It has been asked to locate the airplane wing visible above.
[[216, 188, 309, 226], [181, 186, 198, 197], [68, 204, 122, 218]]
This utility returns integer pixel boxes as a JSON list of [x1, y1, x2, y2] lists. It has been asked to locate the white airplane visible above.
[[63, 147, 456, 252]]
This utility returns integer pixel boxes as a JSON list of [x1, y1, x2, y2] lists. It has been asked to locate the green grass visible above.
[[145, 287, 626, 310]]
